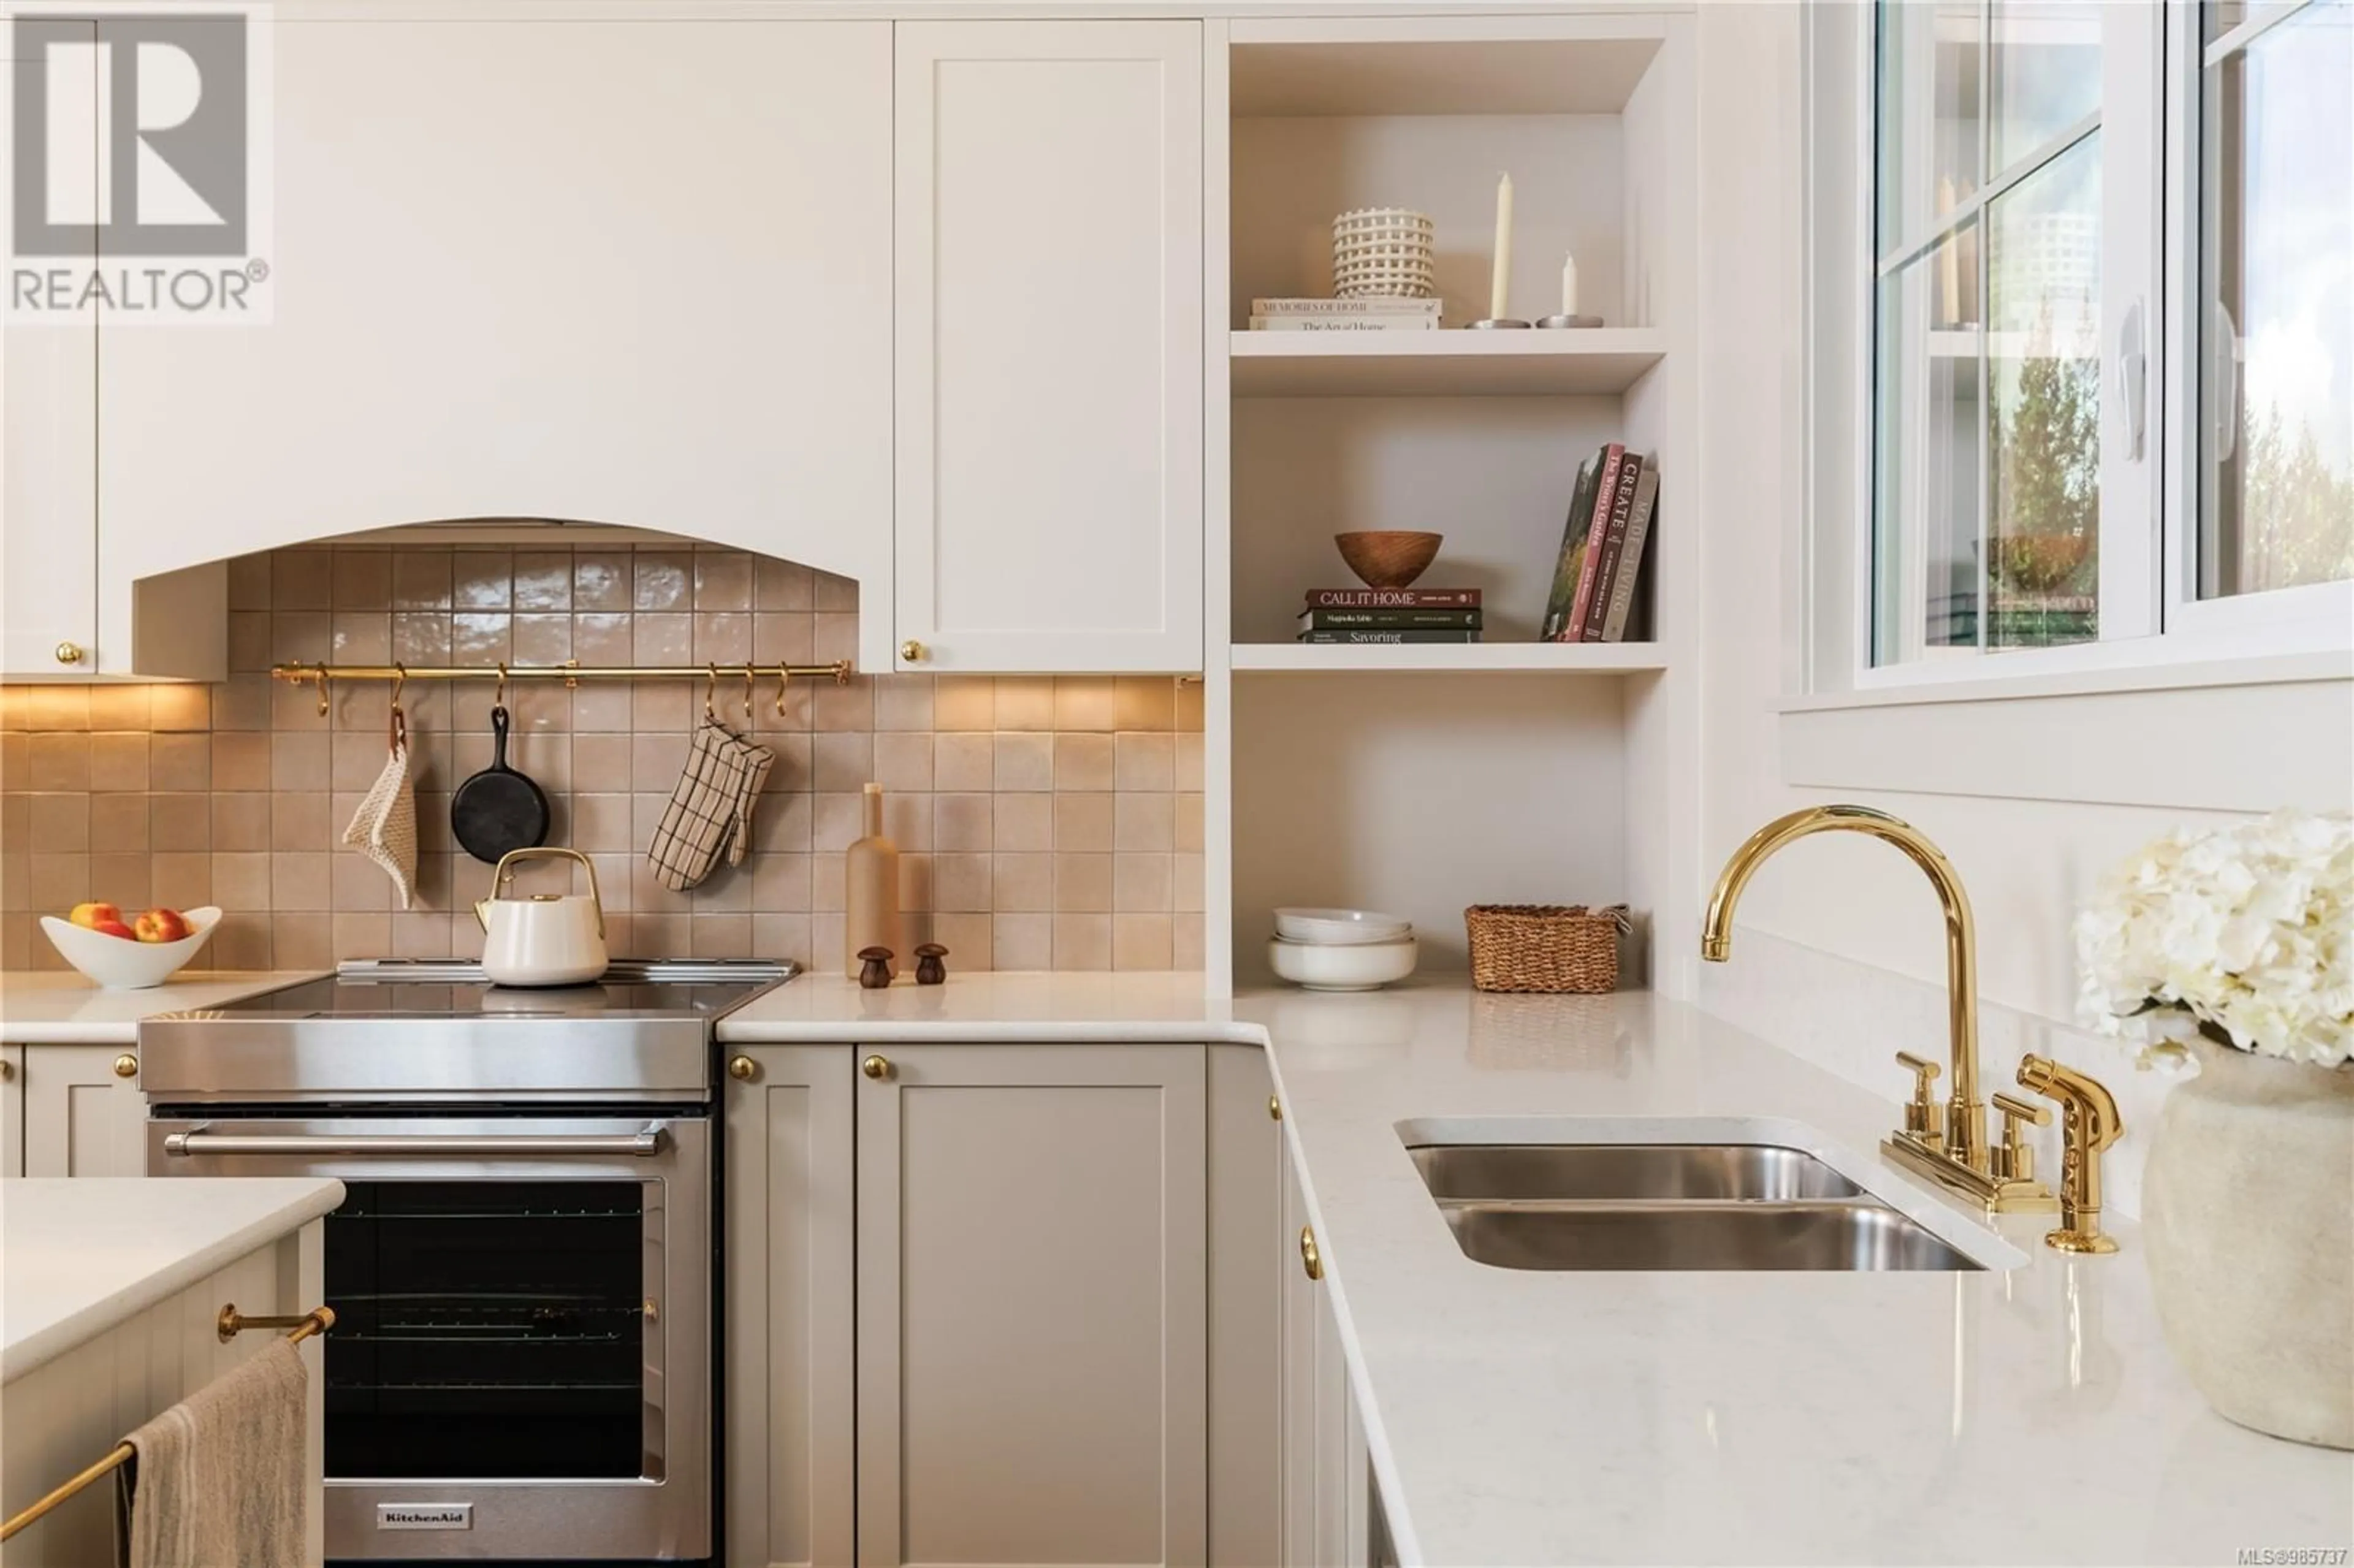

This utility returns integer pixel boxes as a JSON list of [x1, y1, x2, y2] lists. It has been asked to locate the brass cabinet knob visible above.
[[0, 1058, 13, 1081], [1299, 1225, 1322, 1282], [899, 639, 925, 664], [1267, 1095, 1281, 1122], [54, 641, 85, 665], [112, 1053, 139, 1079], [862, 1054, 893, 1081], [727, 1055, 759, 1082]]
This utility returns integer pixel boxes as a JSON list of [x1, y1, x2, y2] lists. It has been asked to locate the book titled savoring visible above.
[[1297, 630, 1482, 645], [1299, 608, 1482, 630], [1305, 587, 1480, 609]]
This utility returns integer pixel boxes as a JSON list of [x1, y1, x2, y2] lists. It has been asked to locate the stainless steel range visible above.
[[140, 958, 791, 1564]]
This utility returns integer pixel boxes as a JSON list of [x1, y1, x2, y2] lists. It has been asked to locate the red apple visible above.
[[133, 907, 192, 944], [91, 919, 139, 941], [68, 901, 122, 930]]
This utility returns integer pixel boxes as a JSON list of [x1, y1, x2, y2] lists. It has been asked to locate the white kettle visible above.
[[474, 847, 609, 986]]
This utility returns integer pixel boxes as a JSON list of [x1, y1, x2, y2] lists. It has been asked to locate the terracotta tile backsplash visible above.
[[1, 544, 1206, 975]]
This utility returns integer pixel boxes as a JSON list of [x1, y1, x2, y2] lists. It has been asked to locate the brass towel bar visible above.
[[0, 1305, 335, 1543]]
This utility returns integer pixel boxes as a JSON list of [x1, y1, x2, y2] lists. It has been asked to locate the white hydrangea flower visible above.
[[2073, 809, 2353, 1069]]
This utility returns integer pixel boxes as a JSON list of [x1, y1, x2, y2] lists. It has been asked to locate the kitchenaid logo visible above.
[[6, 3, 273, 322], [377, 1503, 473, 1531]]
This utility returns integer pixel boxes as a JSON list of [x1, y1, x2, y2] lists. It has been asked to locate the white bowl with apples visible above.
[[41, 904, 221, 989]]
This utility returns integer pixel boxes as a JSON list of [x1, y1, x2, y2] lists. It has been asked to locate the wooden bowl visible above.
[[1335, 531, 1442, 589]]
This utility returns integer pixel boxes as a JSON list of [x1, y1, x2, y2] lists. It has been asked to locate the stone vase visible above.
[[2141, 1037, 2354, 1449]]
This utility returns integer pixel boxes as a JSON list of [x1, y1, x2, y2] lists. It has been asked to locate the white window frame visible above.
[[1805, 0, 2354, 710]]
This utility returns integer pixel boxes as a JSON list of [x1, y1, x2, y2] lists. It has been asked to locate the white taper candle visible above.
[[1560, 252, 1579, 316], [1488, 173, 1514, 320]]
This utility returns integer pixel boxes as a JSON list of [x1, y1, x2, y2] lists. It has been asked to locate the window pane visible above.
[[1987, 136, 2101, 649], [1874, 224, 1984, 664], [1878, 0, 1982, 256], [1990, 1, 2102, 173], [2200, 1, 2354, 598]]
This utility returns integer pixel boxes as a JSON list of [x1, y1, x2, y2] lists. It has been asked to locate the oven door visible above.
[[149, 1113, 709, 1562]]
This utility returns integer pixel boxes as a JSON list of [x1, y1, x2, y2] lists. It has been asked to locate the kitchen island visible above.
[[716, 973, 2354, 1566], [1, 1178, 343, 1564]]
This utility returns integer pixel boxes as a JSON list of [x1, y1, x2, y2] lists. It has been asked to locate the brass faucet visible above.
[[2017, 1056, 2123, 1252], [1701, 805, 2055, 1213]]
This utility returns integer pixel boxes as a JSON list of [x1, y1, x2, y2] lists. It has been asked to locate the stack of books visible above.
[[1297, 588, 1482, 645], [1539, 443, 1660, 642], [1249, 298, 1442, 332]]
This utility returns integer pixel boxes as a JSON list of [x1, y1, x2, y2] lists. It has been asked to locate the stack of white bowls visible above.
[[1269, 908, 1417, 992], [1331, 208, 1436, 299]]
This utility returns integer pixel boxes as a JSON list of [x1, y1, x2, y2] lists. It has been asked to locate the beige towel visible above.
[[115, 1339, 306, 1568], [341, 737, 417, 910]]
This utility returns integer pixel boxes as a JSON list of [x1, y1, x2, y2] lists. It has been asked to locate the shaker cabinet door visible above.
[[1281, 1141, 1369, 1568], [0, 17, 99, 677], [723, 1045, 858, 1568], [95, 19, 895, 618], [20, 1043, 148, 1178], [892, 22, 1205, 674], [854, 1042, 1207, 1567], [1, 1046, 25, 1178]]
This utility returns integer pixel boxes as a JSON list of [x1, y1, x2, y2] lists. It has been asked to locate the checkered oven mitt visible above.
[[646, 720, 775, 892]]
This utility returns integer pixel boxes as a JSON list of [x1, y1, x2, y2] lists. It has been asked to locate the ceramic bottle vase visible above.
[[2141, 1039, 2353, 1450], [845, 783, 902, 981]]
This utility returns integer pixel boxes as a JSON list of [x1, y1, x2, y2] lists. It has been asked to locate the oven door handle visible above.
[[161, 1129, 668, 1159]]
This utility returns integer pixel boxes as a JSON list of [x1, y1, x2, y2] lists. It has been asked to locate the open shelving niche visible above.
[[1204, 13, 1704, 995]]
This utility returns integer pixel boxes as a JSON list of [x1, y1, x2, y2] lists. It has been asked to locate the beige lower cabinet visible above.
[[726, 1041, 1269, 1568], [723, 1045, 859, 1568], [1281, 1141, 1372, 1568], [17, 1044, 147, 1178], [855, 1043, 1207, 1567], [1, 1046, 23, 1177]]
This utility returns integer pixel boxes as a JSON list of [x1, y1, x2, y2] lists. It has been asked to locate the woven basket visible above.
[[1464, 904, 1628, 994]]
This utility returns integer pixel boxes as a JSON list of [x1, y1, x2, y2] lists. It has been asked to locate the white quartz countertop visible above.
[[716, 969, 1227, 1041], [1, 1178, 345, 1382], [723, 970, 2353, 1565], [0, 971, 319, 1043]]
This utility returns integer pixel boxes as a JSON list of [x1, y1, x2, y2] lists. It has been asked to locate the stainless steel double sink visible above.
[[1407, 1142, 1981, 1272]]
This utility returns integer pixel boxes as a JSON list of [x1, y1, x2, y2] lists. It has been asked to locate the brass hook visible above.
[[742, 663, 756, 723], [387, 664, 407, 753], [315, 669, 332, 719], [562, 658, 580, 691], [774, 664, 793, 718], [704, 663, 720, 723], [494, 662, 508, 709], [389, 663, 407, 710]]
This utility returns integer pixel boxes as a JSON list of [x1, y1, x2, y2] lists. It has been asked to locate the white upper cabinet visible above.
[[95, 18, 895, 650], [893, 21, 1205, 674], [1, 18, 99, 677]]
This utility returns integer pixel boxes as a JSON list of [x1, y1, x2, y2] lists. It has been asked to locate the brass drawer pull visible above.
[[1299, 1225, 1322, 1282], [728, 1055, 759, 1082], [862, 1054, 894, 1081], [112, 1053, 139, 1080]]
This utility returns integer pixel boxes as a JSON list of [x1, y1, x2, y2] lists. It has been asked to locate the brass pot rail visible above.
[[0, 1305, 335, 1543], [273, 658, 855, 719]]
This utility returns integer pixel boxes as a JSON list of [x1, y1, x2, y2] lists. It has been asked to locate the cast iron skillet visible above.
[[452, 704, 550, 864]]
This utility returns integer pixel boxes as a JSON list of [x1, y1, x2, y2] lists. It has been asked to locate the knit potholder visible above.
[[341, 739, 417, 910]]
